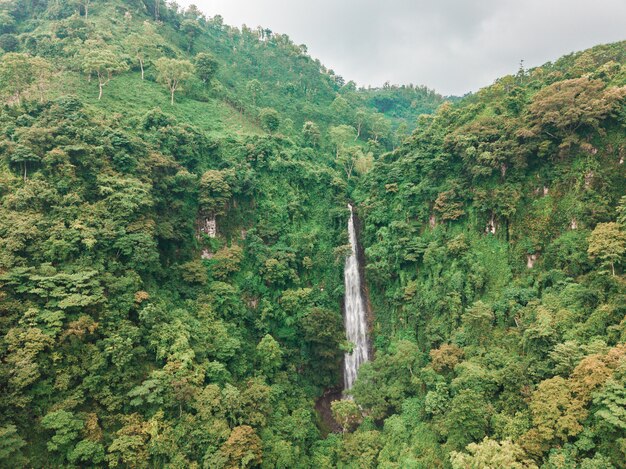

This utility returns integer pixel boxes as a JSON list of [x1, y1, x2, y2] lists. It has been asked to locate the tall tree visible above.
[[0, 53, 34, 105], [302, 121, 321, 147], [588, 222, 626, 276], [75, 0, 91, 18], [155, 58, 194, 105], [29, 56, 53, 102], [124, 23, 160, 80], [194, 52, 219, 86], [259, 108, 280, 133], [180, 19, 202, 52], [82, 49, 128, 100]]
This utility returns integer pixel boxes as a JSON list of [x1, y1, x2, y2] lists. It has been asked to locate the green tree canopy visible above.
[[155, 57, 194, 104]]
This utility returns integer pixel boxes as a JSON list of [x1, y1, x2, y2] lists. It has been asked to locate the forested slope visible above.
[[349, 41, 626, 468], [0, 0, 437, 466], [0, 0, 625, 468]]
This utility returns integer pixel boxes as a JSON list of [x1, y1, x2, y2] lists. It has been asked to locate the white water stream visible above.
[[343, 204, 370, 391]]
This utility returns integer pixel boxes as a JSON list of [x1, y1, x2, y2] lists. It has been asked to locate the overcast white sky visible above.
[[176, 0, 626, 96]]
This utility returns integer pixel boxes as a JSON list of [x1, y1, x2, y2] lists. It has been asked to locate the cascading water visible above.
[[343, 204, 369, 391]]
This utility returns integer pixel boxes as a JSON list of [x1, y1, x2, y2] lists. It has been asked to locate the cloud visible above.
[[177, 0, 626, 95]]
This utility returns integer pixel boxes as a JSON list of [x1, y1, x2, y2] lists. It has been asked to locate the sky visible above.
[[176, 0, 626, 96]]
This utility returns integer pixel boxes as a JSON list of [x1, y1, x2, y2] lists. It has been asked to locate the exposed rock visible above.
[[543, 186, 549, 196], [527, 253, 539, 269], [570, 219, 578, 230], [486, 214, 497, 234], [197, 214, 217, 238], [429, 214, 436, 228], [201, 249, 213, 260]]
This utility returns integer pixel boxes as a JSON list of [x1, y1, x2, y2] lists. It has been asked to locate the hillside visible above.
[[0, 0, 625, 468], [350, 41, 626, 467]]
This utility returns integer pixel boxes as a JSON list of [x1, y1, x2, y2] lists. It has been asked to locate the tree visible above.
[[0, 33, 18, 52], [451, 438, 538, 469], [430, 344, 464, 373], [354, 109, 369, 140], [29, 56, 53, 102], [443, 389, 490, 449], [354, 152, 374, 175], [256, 334, 282, 375], [527, 77, 626, 145], [82, 49, 128, 100], [370, 113, 391, 143], [9, 144, 41, 180], [587, 222, 626, 276], [330, 124, 360, 177], [246, 79, 262, 106], [194, 52, 218, 85], [180, 19, 202, 52], [124, 23, 160, 80], [75, 0, 91, 18], [302, 121, 321, 147], [0, 424, 27, 466], [218, 425, 263, 468], [199, 169, 232, 215], [155, 58, 194, 105], [461, 301, 494, 345], [329, 125, 356, 158], [0, 12, 16, 35], [524, 376, 585, 454], [337, 145, 365, 179], [330, 95, 349, 118], [259, 107, 280, 133], [41, 410, 84, 461], [0, 53, 34, 105], [331, 400, 362, 433]]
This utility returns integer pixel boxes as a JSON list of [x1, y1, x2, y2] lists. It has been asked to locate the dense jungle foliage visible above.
[[0, 0, 624, 468]]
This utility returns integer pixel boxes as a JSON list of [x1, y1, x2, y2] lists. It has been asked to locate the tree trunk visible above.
[[98, 81, 103, 100], [140, 59, 144, 80], [170, 89, 174, 105], [23, 163, 27, 181]]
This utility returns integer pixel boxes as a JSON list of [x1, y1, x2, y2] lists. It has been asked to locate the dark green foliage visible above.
[[259, 107, 280, 133], [194, 51, 219, 85], [349, 39, 626, 468], [0, 33, 18, 51]]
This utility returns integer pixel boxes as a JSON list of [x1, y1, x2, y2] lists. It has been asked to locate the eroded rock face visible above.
[[197, 214, 217, 238], [486, 214, 497, 234], [201, 249, 213, 260], [527, 253, 539, 269]]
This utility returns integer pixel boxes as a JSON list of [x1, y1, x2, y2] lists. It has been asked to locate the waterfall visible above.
[[343, 204, 369, 391]]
